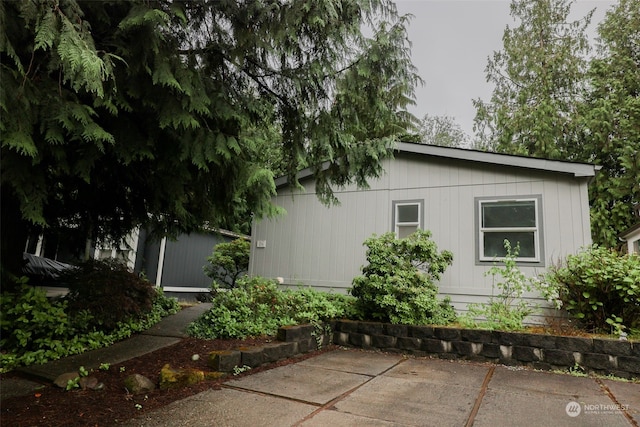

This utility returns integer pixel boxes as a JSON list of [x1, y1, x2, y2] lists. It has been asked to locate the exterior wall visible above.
[[94, 228, 140, 270], [250, 152, 593, 315], [621, 225, 640, 255], [136, 230, 238, 292], [161, 232, 227, 289]]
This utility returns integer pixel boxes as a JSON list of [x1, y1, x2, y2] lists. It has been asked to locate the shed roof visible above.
[[619, 222, 640, 239], [275, 142, 600, 187]]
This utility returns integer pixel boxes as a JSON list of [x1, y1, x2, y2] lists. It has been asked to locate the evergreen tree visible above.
[[473, 0, 592, 159], [0, 1, 420, 278], [579, 0, 640, 247]]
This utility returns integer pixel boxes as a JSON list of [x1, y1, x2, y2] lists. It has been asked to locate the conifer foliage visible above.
[[0, 1, 420, 276], [473, 0, 640, 247]]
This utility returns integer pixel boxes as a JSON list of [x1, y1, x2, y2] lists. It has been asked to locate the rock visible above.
[[124, 374, 156, 394], [78, 376, 100, 390], [159, 364, 205, 390], [208, 350, 241, 372], [53, 372, 80, 389], [54, 373, 104, 391]]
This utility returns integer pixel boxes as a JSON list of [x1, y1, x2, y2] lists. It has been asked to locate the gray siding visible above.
[[249, 152, 593, 313], [161, 233, 227, 288], [137, 231, 233, 289]]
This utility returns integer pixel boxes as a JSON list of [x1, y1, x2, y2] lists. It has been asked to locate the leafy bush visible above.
[[187, 276, 356, 339], [0, 283, 179, 373], [460, 241, 558, 331], [349, 230, 456, 325], [1, 284, 77, 352], [61, 258, 157, 330], [203, 238, 250, 289], [546, 246, 640, 334]]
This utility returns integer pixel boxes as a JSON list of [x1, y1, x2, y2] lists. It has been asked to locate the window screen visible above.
[[477, 197, 542, 263], [393, 200, 423, 239]]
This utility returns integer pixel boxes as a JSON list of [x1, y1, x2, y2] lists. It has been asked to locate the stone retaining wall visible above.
[[332, 320, 640, 379], [208, 324, 331, 372]]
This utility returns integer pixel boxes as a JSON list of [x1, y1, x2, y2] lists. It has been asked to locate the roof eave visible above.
[[619, 222, 640, 240], [396, 142, 599, 178], [274, 143, 599, 188]]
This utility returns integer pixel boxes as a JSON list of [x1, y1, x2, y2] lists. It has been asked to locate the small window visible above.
[[393, 200, 423, 238], [476, 196, 543, 264]]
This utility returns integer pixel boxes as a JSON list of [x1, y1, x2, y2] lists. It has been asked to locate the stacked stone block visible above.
[[207, 324, 331, 373], [332, 320, 640, 379]]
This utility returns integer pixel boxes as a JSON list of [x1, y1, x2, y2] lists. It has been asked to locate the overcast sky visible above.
[[394, 0, 615, 137]]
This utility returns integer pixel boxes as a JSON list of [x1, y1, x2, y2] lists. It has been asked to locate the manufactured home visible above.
[[249, 142, 599, 314]]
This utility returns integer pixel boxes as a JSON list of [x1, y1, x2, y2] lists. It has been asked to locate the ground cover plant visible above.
[[546, 245, 640, 336], [350, 230, 457, 325], [0, 261, 179, 373], [187, 277, 357, 339]]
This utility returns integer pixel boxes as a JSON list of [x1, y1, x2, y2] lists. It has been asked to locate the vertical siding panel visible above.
[[303, 196, 316, 282], [274, 196, 289, 277], [556, 180, 574, 259], [329, 198, 342, 284], [250, 153, 594, 315], [570, 180, 587, 250], [459, 185, 475, 288], [271, 195, 288, 278], [542, 180, 562, 264], [579, 180, 592, 246], [335, 200, 347, 284], [288, 193, 300, 278]]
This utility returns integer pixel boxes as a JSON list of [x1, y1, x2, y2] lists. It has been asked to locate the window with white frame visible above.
[[393, 200, 423, 238], [476, 196, 543, 264]]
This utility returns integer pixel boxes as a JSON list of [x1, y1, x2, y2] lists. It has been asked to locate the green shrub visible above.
[[187, 276, 356, 339], [1, 284, 77, 351], [203, 238, 250, 289], [0, 284, 179, 373], [460, 241, 558, 331], [546, 246, 640, 334], [349, 230, 456, 325], [61, 258, 156, 330]]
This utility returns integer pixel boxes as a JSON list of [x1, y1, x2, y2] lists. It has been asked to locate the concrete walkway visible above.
[[1, 303, 211, 400], [124, 348, 640, 427]]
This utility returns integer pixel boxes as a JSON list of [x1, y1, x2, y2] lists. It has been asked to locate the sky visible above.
[[394, 0, 615, 137]]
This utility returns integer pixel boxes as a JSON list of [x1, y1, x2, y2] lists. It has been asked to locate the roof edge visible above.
[[396, 142, 599, 178], [619, 222, 640, 239], [274, 143, 600, 188]]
